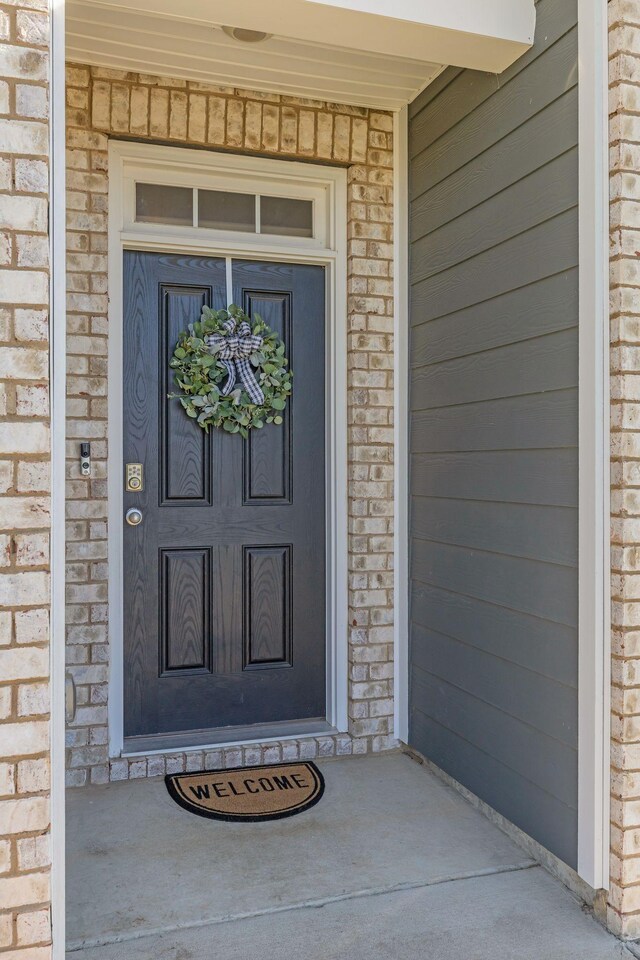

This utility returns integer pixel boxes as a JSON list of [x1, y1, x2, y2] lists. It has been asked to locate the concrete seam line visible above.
[[66, 860, 539, 952]]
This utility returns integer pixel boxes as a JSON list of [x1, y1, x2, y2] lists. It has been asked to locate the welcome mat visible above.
[[165, 761, 325, 822]]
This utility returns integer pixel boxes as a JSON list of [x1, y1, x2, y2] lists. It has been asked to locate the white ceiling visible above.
[[66, 0, 446, 110]]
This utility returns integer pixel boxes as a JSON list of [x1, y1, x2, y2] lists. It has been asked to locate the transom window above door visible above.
[[135, 183, 314, 239], [114, 141, 343, 253]]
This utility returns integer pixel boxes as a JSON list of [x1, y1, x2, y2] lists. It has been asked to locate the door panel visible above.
[[159, 285, 213, 505], [243, 544, 292, 669], [123, 252, 326, 743], [242, 293, 292, 505], [160, 547, 211, 675]]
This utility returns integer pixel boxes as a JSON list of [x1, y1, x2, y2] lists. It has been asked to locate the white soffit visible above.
[[67, 0, 535, 110], [303, 0, 536, 68], [66, 0, 444, 110]]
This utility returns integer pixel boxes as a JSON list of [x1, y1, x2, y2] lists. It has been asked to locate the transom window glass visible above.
[[134, 183, 314, 240], [261, 196, 313, 238], [135, 183, 192, 226], [198, 190, 255, 232]]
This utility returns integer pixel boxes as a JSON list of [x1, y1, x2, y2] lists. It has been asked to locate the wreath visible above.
[[169, 304, 292, 438]]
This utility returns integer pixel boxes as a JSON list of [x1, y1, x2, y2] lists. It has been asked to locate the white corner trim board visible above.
[[50, 0, 68, 955], [576, 0, 610, 891], [393, 107, 409, 745]]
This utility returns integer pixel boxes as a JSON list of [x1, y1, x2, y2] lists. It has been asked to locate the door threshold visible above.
[[122, 718, 337, 758]]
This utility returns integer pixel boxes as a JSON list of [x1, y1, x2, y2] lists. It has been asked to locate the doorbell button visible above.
[[80, 442, 91, 477]]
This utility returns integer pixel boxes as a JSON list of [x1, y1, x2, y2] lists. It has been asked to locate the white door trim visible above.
[[576, 0, 610, 890], [107, 141, 348, 756]]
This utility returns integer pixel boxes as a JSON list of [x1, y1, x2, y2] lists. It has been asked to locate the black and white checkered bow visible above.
[[205, 317, 264, 405]]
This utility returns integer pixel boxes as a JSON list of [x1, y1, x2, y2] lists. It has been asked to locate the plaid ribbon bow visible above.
[[205, 318, 264, 405]]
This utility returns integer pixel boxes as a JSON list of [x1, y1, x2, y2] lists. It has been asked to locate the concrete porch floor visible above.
[[66, 752, 631, 959]]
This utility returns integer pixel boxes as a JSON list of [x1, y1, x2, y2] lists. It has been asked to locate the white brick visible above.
[[0, 913, 11, 950], [0, 45, 47, 81], [16, 908, 50, 946], [15, 608, 48, 644], [0, 270, 48, 306], [0, 872, 49, 910], [18, 682, 49, 717], [17, 461, 49, 492], [15, 531, 49, 567], [0, 571, 49, 605], [0, 763, 15, 796], [16, 9, 49, 44], [16, 834, 49, 871], [15, 158, 48, 193], [16, 384, 49, 417], [16, 83, 48, 119], [0, 423, 49, 455], [15, 308, 49, 342], [0, 796, 49, 834], [0, 196, 48, 232], [0, 346, 48, 379], [17, 757, 49, 792], [0, 647, 48, 682], [0, 118, 47, 155], [0, 720, 49, 759]]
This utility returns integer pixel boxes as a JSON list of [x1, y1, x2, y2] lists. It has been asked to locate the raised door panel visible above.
[[159, 284, 212, 505], [241, 291, 293, 505], [160, 548, 211, 675], [243, 545, 292, 669]]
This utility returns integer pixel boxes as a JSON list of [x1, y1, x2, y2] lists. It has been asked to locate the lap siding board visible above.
[[407, 0, 580, 870]]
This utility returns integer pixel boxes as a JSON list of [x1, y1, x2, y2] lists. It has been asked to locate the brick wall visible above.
[[64, 64, 396, 784], [0, 0, 52, 955], [609, 0, 640, 938]]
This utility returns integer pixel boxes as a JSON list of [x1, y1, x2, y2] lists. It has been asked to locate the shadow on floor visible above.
[[66, 752, 630, 959]]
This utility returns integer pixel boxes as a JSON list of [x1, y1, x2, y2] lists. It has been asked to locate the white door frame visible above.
[[107, 141, 348, 756]]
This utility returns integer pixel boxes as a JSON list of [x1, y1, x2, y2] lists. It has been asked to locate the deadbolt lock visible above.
[[125, 463, 143, 492]]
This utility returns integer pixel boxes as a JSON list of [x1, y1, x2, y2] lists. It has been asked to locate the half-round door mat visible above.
[[165, 761, 325, 823]]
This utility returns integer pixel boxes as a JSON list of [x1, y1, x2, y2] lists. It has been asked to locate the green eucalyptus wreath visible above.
[[169, 304, 292, 438]]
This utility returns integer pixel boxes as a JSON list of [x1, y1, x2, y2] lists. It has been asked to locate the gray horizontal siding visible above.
[[408, 0, 579, 868]]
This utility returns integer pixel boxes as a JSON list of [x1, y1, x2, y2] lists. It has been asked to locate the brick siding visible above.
[[0, 0, 52, 955], [64, 65, 397, 784], [609, 0, 640, 938]]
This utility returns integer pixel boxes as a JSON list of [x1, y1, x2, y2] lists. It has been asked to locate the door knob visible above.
[[125, 507, 143, 526]]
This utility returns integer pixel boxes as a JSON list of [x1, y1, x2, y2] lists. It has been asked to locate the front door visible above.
[[122, 252, 326, 748]]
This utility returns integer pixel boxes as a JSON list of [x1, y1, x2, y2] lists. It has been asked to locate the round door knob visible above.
[[125, 507, 143, 527]]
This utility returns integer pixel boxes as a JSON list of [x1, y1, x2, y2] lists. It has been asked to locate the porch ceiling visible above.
[[66, 0, 535, 111]]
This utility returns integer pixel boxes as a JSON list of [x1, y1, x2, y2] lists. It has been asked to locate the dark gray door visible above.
[[408, 0, 579, 869], [123, 252, 326, 747]]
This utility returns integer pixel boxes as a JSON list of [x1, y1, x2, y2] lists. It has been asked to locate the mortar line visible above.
[[66, 859, 539, 952]]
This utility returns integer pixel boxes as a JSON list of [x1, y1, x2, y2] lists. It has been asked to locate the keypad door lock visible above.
[[125, 463, 143, 492]]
